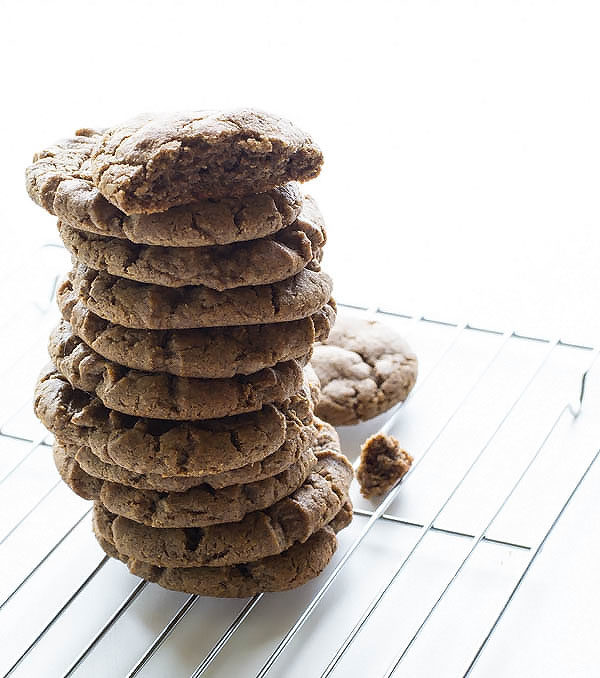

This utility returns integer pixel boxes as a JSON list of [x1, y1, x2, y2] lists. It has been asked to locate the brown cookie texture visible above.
[[49, 321, 306, 420], [312, 315, 418, 425], [25, 129, 100, 215], [88, 110, 323, 213], [34, 366, 315, 478], [94, 502, 352, 597], [303, 362, 322, 407], [91, 449, 353, 567], [53, 443, 102, 500], [56, 195, 325, 291], [356, 434, 413, 499], [26, 130, 304, 246], [69, 262, 333, 330], [60, 422, 314, 491], [55, 442, 319, 528], [314, 417, 342, 455], [57, 277, 335, 378]]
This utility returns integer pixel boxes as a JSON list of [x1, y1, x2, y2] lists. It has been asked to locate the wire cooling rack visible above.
[[1, 249, 599, 678]]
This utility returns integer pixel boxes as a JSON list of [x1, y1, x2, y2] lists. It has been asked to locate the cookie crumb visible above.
[[356, 434, 412, 498]]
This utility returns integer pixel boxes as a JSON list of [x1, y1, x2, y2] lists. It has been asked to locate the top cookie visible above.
[[89, 110, 323, 214], [312, 315, 418, 425], [26, 130, 303, 247]]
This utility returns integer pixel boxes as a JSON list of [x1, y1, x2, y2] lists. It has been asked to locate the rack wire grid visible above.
[[1, 245, 599, 678]]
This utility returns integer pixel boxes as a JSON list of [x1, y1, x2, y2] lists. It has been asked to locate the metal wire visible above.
[[2, 297, 597, 678], [0, 437, 47, 486], [382, 402, 571, 677], [126, 318, 467, 678], [463, 446, 600, 677], [4, 556, 109, 677], [125, 595, 199, 678], [0, 507, 93, 612], [62, 580, 148, 678], [318, 336, 560, 677], [257, 333, 557, 678], [182, 321, 473, 678]]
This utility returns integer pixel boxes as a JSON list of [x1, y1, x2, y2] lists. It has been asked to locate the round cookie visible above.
[[90, 449, 353, 568], [312, 315, 418, 425], [88, 110, 323, 213], [94, 503, 353, 597], [26, 129, 305, 247], [34, 366, 314, 478], [69, 262, 333, 330], [54, 442, 318, 528], [57, 277, 335, 378], [60, 427, 315, 491], [56, 194, 325, 291], [49, 321, 307, 420]]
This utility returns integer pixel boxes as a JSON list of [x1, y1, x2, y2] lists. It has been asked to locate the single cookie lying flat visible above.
[[89, 110, 323, 213], [57, 194, 325, 290], [55, 442, 318, 528], [49, 322, 306, 420], [356, 433, 413, 499], [95, 503, 352, 597], [26, 130, 304, 246], [57, 277, 335, 378], [312, 315, 418, 425], [69, 262, 333, 330], [92, 449, 353, 567], [34, 366, 314, 478]]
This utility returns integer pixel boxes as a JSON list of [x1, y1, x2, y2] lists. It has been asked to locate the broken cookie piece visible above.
[[356, 433, 412, 499]]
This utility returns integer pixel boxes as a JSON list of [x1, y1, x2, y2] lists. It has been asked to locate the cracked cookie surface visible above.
[[312, 315, 418, 425], [356, 433, 413, 498], [58, 277, 335, 378], [55, 442, 318, 528], [57, 195, 325, 290], [57, 421, 341, 529], [26, 129, 305, 246], [69, 262, 333, 329], [91, 448, 353, 567], [35, 365, 316, 479], [49, 321, 307, 420], [95, 503, 352, 597], [88, 109, 323, 213]]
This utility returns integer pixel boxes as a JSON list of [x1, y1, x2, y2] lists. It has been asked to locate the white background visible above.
[[2, 0, 600, 343], [1, 2, 600, 677]]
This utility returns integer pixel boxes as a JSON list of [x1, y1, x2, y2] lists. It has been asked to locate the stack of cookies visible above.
[[27, 110, 353, 597]]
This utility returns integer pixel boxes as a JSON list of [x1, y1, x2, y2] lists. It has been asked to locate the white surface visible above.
[[1, 301, 599, 677], [1, 2, 600, 676], [1, 0, 600, 341]]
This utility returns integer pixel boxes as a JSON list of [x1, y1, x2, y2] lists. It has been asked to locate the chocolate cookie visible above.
[[90, 450, 353, 567], [49, 322, 306, 420], [26, 130, 304, 246], [34, 366, 314, 478], [55, 442, 318, 528], [95, 503, 352, 597], [56, 195, 325, 290], [59, 426, 314, 491], [57, 277, 335, 378], [356, 433, 413, 498], [88, 110, 323, 213], [312, 315, 418, 425], [54, 444, 101, 500], [69, 262, 333, 330]]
